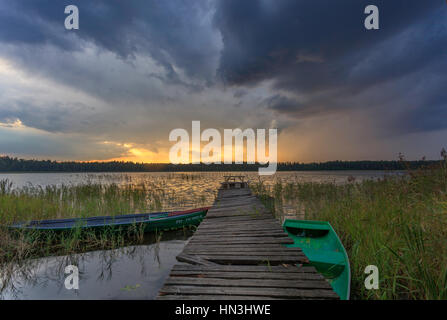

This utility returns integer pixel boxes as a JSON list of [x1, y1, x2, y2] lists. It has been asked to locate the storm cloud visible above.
[[215, 0, 447, 134], [0, 0, 446, 161]]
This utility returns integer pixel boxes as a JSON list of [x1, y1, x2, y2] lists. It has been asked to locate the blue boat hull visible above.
[[8, 207, 209, 233]]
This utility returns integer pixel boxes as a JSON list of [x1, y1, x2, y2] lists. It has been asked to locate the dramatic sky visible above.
[[0, 0, 446, 162]]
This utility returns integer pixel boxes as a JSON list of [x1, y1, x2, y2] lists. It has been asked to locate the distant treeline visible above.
[[0, 156, 441, 172]]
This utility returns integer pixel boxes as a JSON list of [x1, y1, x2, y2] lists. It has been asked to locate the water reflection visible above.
[[1, 229, 193, 300]]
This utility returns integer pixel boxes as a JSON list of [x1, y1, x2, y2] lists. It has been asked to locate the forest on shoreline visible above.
[[0, 155, 440, 173]]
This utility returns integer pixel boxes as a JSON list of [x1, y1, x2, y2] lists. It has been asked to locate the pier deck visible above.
[[157, 187, 338, 300]]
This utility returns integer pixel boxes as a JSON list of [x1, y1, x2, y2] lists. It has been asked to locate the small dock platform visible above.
[[157, 179, 338, 300]]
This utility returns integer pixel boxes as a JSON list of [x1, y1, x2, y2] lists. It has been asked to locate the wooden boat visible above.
[[283, 219, 351, 300], [8, 207, 209, 233]]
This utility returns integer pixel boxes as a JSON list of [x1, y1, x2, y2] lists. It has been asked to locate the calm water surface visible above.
[[0, 171, 399, 300], [1, 230, 192, 300]]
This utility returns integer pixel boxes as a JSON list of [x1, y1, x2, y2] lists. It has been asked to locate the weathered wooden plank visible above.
[[176, 254, 218, 266], [216, 193, 252, 200], [192, 233, 289, 239], [208, 206, 268, 212], [184, 245, 299, 252], [184, 245, 300, 253], [169, 271, 324, 281], [189, 253, 306, 262], [179, 254, 308, 265], [203, 214, 276, 220], [158, 285, 339, 299], [210, 205, 265, 210], [184, 247, 300, 253], [210, 199, 261, 207], [214, 198, 256, 203], [210, 205, 264, 211], [197, 222, 281, 229], [214, 194, 256, 199], [189, 239, 291, 245], [213, 199, 256, 204], [206, 213, 271, 219], [209, 204, 267, 211], [196, 226, 284, 233], [202, 217, 275, 221], [200, 217, 274, 223], [188, 237, 294, 244], [203, 214, 276, 219], [183, 250, 303, 257], [194, 230, 287, 236], [205, 213, 272, 219], [194, 231, 287, 237], [191, 234, 291, 240], [208, 210, 266, 215], [200, 216, 277, 222], [198, 217, 276, 224], [186, 241, 293, 247], [209, 203, 267, 209], [197, 222, 282, 230], [195, 229, 283, 235], [171, 264, 317, 273], [165, 277, 332, 290]]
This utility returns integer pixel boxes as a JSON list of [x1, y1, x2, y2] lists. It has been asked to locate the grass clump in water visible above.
[[0, 180, 207, 267]]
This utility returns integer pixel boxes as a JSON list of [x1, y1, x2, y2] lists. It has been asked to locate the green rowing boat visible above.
[[283, 219, 351, 300], [8, 207, 209, 233]]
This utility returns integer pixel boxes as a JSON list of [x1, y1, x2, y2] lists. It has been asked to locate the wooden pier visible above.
[[157, 181, 338, 300]]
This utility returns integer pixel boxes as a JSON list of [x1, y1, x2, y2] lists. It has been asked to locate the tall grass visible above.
[[252, 163, 447, 299], [0, 178, 213, 225], [0, 179, 210, 269], [0, 182, 163, 225]]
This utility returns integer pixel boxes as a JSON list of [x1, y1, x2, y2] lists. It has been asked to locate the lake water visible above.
[[0, 170, 394, 189], [0, 171, 400, 300], [0, 171, 397, 212], [1, 230, 192, 300]]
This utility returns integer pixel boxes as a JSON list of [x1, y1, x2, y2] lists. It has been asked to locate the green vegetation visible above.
[[0, 181, 162, 224], [0, 179, 207, 277], [0, 155, 440, 172], [252, 161, 447, 300]]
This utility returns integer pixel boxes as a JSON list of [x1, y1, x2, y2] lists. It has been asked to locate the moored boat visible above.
[[283, 219, 351, 300], [8, 207, 209, 233]]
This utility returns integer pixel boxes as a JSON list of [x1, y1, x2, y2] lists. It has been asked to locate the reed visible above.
[[252, 162, 447, 300], [0, 177, 212, 268]]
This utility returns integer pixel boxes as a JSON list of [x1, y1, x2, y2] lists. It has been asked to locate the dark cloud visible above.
[[0, 0, 220, 82], [233, 89, 247, 98], [0, 127, 130, 160], [214, 0, 447, 134], [265, 95, 302, 114], [215, 0, 440, 87], [0, 100, 96, 133]]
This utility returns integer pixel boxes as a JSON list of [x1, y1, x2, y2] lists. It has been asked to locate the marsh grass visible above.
[[252, 162, 447, 300], [0, 178, 210, 269]]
